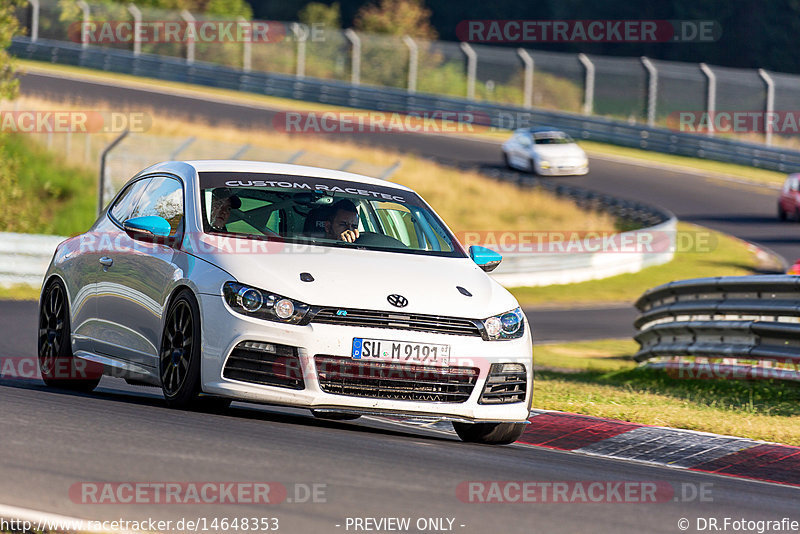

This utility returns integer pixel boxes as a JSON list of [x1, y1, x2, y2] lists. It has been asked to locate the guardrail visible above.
[[634, 275, 800, 381], [0, 232, 64, 287], [11, 37, 800, 173], [464, 164, 677, 286]]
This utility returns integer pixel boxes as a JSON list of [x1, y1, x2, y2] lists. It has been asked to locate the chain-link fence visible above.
[[16, 0, 800, 148]]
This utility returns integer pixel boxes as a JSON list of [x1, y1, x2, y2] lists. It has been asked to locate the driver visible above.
[[324, 199, 360, 242], [209, 188, 242, 232]]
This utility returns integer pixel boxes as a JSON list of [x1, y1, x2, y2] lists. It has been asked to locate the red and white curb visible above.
[[519, 410, 800, 487]]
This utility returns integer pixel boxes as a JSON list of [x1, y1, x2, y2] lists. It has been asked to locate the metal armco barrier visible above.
[[0, 232, 65, 286], [10, 37, 800, 173], [634, 275, 800, 381], [475, 165, 677, 286]]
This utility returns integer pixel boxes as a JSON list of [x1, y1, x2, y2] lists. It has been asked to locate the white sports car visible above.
[[39, 161, 533, 444], [502, 127, 589, 176]]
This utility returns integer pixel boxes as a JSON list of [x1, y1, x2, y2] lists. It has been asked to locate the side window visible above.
[[130, 177, 184, 236], [110, 179, 149, 222]]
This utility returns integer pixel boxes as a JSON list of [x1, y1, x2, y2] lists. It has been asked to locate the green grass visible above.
[[0, 136, 94, 300], [510, 223, 762, 307], [0, 284, 40, 300], [533, 339, 800, 445], [6, 134, 96, 236]]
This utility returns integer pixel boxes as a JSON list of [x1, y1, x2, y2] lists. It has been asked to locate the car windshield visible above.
[[533, 133, 574, 144], [198, 172, 465, 257]]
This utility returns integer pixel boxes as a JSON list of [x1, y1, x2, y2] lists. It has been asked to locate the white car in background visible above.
[[39, 160, 533, 445], [502, 127, 589, 176]]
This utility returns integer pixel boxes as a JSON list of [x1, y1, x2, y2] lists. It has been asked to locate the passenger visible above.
[[209, 188, 242, 231]]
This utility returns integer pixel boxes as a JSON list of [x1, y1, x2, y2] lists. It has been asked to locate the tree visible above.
[[60, 0, 253, 20], [299, 2, 341, 29], [0, 0, 27, 233], [0, 0, 21, 101], [354, 0, 437, 40]]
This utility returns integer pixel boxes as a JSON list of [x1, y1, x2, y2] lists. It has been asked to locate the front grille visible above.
[[223, 341, 304, 390], [479, 364, 527, 404], [315, 355, 479, 403], [311, 308, 483, 337]]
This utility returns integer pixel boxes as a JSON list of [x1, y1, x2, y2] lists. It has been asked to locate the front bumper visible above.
[[537, 163, 589, 176], [198, 294, 533, 423]]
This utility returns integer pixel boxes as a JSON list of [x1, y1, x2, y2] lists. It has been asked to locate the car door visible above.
[[511, 132, 533, 167], [72, 178, 151, 354], [94, 175, 186, 370]]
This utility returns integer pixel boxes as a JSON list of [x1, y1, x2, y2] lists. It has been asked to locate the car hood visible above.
[[532, 144, 586, 159], [187, 237, 518, 319]]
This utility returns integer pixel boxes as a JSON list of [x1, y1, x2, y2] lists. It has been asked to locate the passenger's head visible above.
[[210, 188, 241, 230]]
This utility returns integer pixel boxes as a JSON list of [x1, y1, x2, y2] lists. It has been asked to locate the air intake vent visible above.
[[315, 355, 479, 403], [223, 341, 304, 390], [479, 363, 527, 404]]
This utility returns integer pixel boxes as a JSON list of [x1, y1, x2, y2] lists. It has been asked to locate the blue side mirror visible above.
[[123, 216, 172, 239], [469, 245, 502, 273]]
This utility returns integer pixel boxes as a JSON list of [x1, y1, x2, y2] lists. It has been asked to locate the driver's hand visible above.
[[339, 229, 360, 243]]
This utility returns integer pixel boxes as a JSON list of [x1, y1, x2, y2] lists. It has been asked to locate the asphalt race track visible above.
[[2, 70, 799, 531], [1, 301, 798, 533]]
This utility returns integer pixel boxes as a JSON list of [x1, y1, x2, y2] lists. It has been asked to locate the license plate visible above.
[[352, 338, 451, 367]]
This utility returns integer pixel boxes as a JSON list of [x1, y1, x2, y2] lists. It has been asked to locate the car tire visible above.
[[38, 280, 102, 392], [159, 289, 205, 409], [528, 157, 538, 175], [452, 421, 526, 445], [502, 152, 511, 169], [311, 410, 362, 421], [778, 205, 787, 221]]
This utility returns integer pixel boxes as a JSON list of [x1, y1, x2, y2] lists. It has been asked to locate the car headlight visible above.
[[223, 281, 310, 325], [480, 307, 525, 340], [539, 160, 551, 169]]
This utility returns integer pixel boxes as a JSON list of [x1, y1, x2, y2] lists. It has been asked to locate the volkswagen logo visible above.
[[387, 294, 408, 308]]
